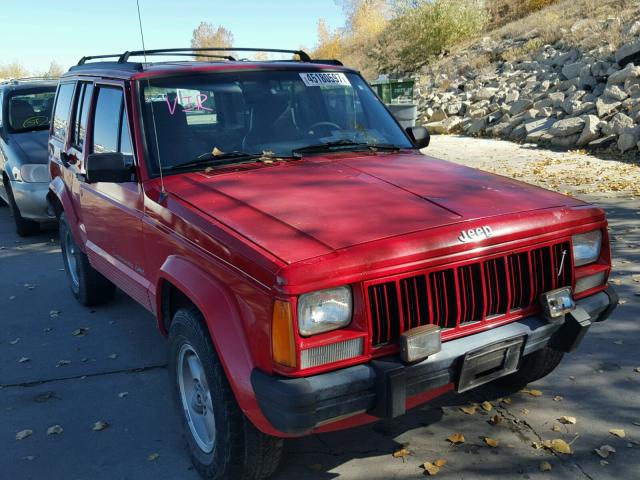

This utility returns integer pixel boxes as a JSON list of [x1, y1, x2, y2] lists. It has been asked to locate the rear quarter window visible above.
[[52, 82, 76, 140]]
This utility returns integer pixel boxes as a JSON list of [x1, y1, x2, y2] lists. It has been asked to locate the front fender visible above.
[[156, 255, 278, 435]]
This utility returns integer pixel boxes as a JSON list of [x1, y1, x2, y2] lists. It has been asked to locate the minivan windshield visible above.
[[8, 89, 56, 132], [139, 70, 413, 174]]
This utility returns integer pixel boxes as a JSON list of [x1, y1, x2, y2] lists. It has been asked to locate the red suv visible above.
[[47, 48, 617, 480]]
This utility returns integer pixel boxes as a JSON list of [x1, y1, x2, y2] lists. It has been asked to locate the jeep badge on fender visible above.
[[458, 226, 493, 243]]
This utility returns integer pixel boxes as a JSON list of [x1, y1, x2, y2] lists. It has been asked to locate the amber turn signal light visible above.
[[272, 300, 296, 368]]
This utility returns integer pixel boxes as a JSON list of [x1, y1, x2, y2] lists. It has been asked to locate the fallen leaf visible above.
[[551, 425, 561, 432], [609, 429, 625, 438], [392, 447, 411, 458], [22, 456, 35, 461], [147, 453, 160, 461], [118, 392, 129, 399], [619, 298, 627, 305], [15, 429, 33, 440], [600, 460, 609, 466], [553, 395, 564, 402], [594, 445, 616, 458], [9, 338, 20, 345], [632, 275, 640, 283], [422, 462, 441, 476], [539, 461, 552, 472], [501, 397, 512, 405], [528, 389, 543, 397], [559, 416, 577, 425], [18, 357, 30, 363], [56, 360, 71, 367], [481, 401, 493, 412], [483, 437, 499, 448], [489, 414, 502, 426], [93, 420, 109, 431], [49, 310, 59, 318], [544, 439, 572, 454], [108, 353, 118, 359], [613, 340, 623, 345], [521, 408, 530, 415], [635, 367, 640, 373], [460, 405, 478, 415], [9, 295, 16, 300], [434, 459, 447, 467], [47, 425, 63, 435], [447, 433, 465, 445], [72, 327, 89, 337]]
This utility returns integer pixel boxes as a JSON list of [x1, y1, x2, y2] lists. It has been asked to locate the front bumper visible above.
[[9, 180, 54, 222], [252, 288, 617, 436]]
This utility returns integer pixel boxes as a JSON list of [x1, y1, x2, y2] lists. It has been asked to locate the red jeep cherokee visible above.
[[47, 48, 617, 480]]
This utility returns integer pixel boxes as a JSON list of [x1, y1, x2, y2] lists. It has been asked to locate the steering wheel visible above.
[[307, 121, 341, 136]]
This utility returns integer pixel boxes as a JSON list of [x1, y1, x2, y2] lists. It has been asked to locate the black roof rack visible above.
[[117, 47, 311, 63], [1, 76, 59, 85]]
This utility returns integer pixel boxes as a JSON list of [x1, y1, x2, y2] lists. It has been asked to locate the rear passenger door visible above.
[[77, 82, 151, 309]]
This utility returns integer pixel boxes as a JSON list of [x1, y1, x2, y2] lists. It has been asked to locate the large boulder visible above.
[[602, 112, 635, 136], [524, 118, 556, 142], [618, 126, 640, 152], [607, 63, 640, 84], [615, 39, 640, 67], [474, 87, 498, 101], [549, 117, 586, 137], [509, 99, 533, 115], [577, 115, 603, 146], [595, 97, 621, 117], [603, 84, 629, 101]]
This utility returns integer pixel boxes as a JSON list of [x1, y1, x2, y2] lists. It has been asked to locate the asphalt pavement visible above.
[[1, 138, 639, 479]]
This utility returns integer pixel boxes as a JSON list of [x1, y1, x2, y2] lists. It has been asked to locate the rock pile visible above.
[[417, 19, 640, 154]]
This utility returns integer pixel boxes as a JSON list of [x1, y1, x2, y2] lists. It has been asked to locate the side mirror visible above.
[[85, 152, 131, 183], [406, 126, 430, 149]]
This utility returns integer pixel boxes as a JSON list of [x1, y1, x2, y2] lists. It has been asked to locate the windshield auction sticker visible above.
[[299, 72, 350, 87]]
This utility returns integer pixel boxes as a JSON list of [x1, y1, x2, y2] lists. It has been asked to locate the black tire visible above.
[[59, 212, 116, 306], [5, 179, 40, 236], [168, 306, 283, 480], [494, 346, 564, 390]]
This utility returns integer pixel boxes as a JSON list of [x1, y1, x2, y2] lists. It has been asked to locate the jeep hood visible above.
[[169, 153, 584, 264], [10, 130, 49, 165]]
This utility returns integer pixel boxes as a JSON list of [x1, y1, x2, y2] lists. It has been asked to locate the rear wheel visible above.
[[59, 212, 115, 306], [494, 346, 564, 390], [168, 306, 283, 480], [5, 180, 40, 236]]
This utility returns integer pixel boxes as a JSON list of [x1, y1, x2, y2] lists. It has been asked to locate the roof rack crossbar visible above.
[[118, 47, 311, 63], [78, 54, 123, 65]]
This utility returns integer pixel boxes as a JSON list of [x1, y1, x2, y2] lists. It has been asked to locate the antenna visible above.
[[136, 0, 167, 203]]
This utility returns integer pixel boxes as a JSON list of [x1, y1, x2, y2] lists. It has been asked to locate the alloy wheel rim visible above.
[[64, 230, 79, 289], [177, 343, 216, 453]]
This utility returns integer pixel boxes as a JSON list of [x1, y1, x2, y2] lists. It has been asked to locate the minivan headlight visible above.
[[298, 286, 352, 336], [572, 230, 602, 266], [18, 164, 50, 183]]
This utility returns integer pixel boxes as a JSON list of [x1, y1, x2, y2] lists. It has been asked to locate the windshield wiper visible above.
[[292, 140, 402, 157], [166, 151, 265, 171]]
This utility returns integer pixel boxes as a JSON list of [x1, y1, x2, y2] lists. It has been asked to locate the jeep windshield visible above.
[[7, 89, 56, 133], [139, 70, 413, 174]]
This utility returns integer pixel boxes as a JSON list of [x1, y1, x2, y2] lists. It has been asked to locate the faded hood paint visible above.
[[167, 153, 585, 264], [11, 130, 49, 165]]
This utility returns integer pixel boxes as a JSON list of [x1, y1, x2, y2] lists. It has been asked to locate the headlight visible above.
[[572, 230, 602, 266], [17, 164, 50, 183], [298, 286, 352, 336]]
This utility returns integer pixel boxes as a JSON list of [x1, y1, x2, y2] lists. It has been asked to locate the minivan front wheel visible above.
[[59, 212, 115, 306], [168, 306, 283, 480]]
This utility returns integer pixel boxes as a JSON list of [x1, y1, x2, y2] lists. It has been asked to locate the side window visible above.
[[71, 82, 94, 150], [119, 107, 134, 166], [92, 87, 123, 154], [52, 82, 75, 140], [0, 91, 4, 127]]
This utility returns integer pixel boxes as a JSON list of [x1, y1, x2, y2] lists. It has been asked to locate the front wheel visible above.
[[59, 212, 115, 306], [5, 180, 40, 236], [168, 306, 283, 480]]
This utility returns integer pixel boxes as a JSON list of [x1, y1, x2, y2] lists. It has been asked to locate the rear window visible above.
[[52, 83, 76, 139], [8, 90, 56, 132]]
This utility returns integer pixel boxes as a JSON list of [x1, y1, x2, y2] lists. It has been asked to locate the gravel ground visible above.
[[1, 136, 639, 479]]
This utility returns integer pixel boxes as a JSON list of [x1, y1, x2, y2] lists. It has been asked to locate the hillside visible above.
[[416, 0, 640, 156]]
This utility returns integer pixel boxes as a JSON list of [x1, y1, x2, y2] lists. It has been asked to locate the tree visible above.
[[312, 19, 345, 60], [0, 61, 29, 80], [45, 61, 64, 78], [190, 22, 234, 60]]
